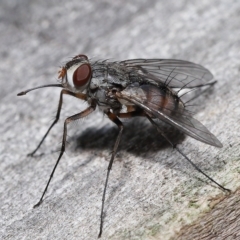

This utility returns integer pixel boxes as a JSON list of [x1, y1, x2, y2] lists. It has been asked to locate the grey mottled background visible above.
[[1, 0, 240, 239]]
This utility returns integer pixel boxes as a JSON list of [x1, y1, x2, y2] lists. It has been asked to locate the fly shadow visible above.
[[67, 116, 226, 180], [68, 117, 186, 156]]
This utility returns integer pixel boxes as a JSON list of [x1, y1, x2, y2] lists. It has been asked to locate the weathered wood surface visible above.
[[1, 1, 240, 239]]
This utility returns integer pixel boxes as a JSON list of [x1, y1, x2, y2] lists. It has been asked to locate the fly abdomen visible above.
[[141, 85, 184, 115]]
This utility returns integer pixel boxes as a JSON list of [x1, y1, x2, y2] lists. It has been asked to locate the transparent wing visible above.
[[121, 59, 214, 88], [117, 85, 222, 147]]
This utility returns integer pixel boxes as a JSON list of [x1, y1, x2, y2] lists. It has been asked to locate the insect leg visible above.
[[146, 114, 230, 192], [33, 104, 95, 208], [98, 112, 123, 238], [28, 90, 87, 156]]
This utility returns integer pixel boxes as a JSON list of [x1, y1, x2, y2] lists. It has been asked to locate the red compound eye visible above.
[[72, 54, 88, 60], [73, 63, 91, 87]]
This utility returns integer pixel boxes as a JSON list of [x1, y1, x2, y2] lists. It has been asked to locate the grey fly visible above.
[[17, 54, 230, 238]]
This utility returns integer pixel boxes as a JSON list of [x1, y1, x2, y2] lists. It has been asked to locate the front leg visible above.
[[28, 89, 87, 156]]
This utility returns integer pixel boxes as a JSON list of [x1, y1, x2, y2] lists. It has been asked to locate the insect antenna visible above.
[[146, 115, 230, 193], [17, 84, 63, 96]]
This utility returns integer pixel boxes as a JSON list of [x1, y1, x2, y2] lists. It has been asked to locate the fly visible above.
[[17, 54, 230, 238]]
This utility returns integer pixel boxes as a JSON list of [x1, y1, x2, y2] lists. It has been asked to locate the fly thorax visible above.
[[119, 85, 146, 106], [90, 76, 108, 90]]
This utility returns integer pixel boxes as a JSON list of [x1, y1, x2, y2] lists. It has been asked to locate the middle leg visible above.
[[34, 104, 96, 208], [98, 111, 124, 238]]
